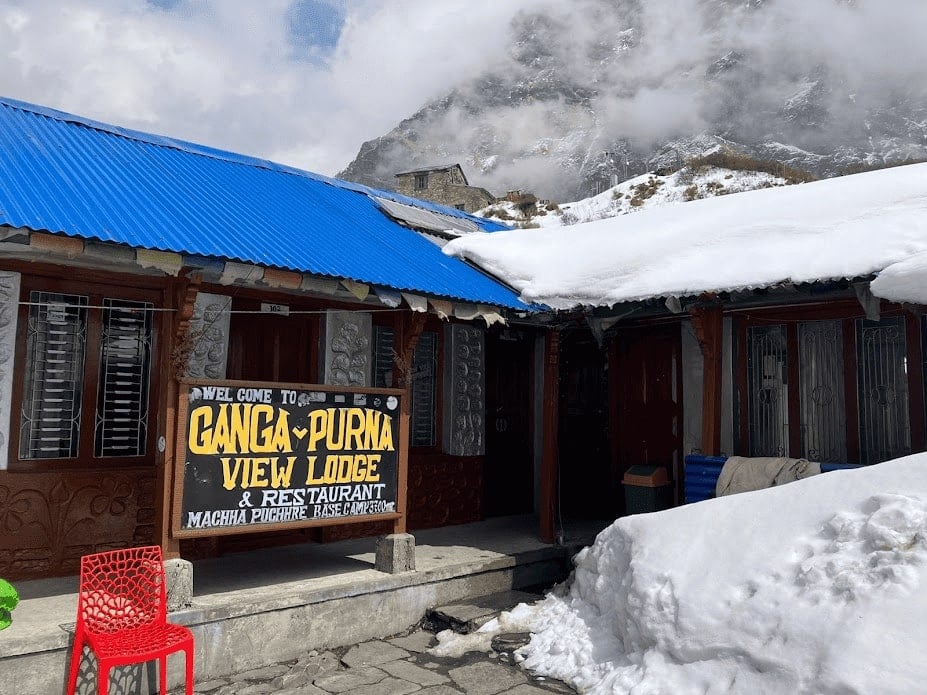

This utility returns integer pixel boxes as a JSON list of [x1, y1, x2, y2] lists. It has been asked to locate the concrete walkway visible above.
[[170, 623, 576, 694], [2, 515, 605, 695]]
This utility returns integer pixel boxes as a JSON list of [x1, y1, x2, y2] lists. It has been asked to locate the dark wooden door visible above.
[[558, 331, 612, 518], [484, 330, 534, 517], [612, 324, 683, 506], [226, 304, 317, 384]]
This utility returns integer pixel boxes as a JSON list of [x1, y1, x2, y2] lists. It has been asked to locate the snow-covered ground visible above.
[[477, 166, 792, 229], [432, 454, 927, 694]]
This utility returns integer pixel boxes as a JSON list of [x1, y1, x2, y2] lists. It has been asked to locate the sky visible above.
[[0, 0, 536, 176], [1, 1, 925, 199], [432, 453, 927, 693], [446, 162, 927, 310]]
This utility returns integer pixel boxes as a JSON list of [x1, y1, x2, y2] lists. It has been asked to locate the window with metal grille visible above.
[[15, 285, 157, 466], [372, 327, 439, 447], [414, 173, 428, 190], [746, 324, 789, 457], [741, 313, 916, 466], [373, 326, 395, 388], [20, 292, 88, 459], [798, 320, 846, 462], [411, 331, 437, 447], [856, 317, 910, 464], [94, 299, 153, 457]]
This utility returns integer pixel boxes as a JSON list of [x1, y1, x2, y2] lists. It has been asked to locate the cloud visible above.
[[0, 0, 536, 175], [1, 0, 925, 199]]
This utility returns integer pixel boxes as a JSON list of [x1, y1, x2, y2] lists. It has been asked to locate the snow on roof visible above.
[[445, 163, 927, 310]]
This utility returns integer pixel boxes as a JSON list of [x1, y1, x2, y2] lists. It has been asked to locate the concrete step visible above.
[[425, 589, 543, 634]]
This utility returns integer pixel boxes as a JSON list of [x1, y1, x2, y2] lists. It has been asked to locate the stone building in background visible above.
[[394, 164, 495, 213]]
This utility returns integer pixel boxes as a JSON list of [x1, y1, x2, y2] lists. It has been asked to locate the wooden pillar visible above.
[[392, 311, 427, 534], [153, 274, 200, 559], [539, 328, 560, 543], [689, 301, 723, 456]]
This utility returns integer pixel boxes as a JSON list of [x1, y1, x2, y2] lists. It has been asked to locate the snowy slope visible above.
[[477, 166, 792, 229]]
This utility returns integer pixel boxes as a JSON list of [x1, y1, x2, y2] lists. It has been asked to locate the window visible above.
[[741, 314, 913, 465], [14, 283, 157, 466], [410, 331, 437, 447], [373, 325, 395, 389], [856, 317, 909, 464], [746, 325, 789, 457], [20, 292, 89, 459], [372, 326, 438, 447], [414, 173, 428, 190]]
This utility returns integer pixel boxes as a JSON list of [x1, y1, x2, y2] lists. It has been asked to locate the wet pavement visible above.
[[171, 624, 575, 695]]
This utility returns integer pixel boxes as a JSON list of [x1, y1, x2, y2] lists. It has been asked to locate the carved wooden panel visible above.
[[0, 468, 156, 580], [185, 292, 231, 379], [0, 271, 20, 470], [443, 324, 485, 456], [406, 454, 483, 528], [323, 311, 372, 386]]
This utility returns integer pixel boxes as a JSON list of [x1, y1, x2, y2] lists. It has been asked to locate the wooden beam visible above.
[[689, 300, 724, 456], [153, 273, 201, 559], [539, 328, 560, 543], [391, 311, 428, 534]]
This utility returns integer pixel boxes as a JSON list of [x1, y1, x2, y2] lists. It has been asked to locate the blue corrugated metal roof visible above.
[[0, 96, 529, 310]]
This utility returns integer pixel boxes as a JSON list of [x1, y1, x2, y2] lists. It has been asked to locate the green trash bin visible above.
[[622, 464, 672, 514]]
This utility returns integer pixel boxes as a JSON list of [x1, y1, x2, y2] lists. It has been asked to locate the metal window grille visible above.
[[798, 320, 847, 462], [414, 174, 428, 190], [856, 317, 910, 464], [373, 326, 395, 388], [94, 299, 153, 457], [747, 324, 789, 457], [411, 331, 437, 447], [20, 292, 89, 459]]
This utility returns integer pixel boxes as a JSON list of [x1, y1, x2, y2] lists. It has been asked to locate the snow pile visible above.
[[448, 162, 927, 310], [432, 454, 927, 693]]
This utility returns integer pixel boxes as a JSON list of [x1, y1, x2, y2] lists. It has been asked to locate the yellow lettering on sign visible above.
[[304, 408, 395, 452], [188, 403, 292, 454], [221, 456, 297, 490]]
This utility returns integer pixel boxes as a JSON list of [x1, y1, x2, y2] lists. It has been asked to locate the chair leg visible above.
[[160, 655, 167, 694], [97, 663, 109, 695], [185, 645, 195, 695], [65, 637, 83, 695]]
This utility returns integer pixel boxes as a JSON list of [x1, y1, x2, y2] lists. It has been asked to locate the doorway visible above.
[[484, 328, 535, 517]]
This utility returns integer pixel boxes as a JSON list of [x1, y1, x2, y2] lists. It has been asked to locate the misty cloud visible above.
[[342, 0, 927, 200], [0, 0, 924, 201]]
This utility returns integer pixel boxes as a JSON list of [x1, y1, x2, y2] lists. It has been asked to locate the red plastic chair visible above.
[[66, 545, 194, 695]]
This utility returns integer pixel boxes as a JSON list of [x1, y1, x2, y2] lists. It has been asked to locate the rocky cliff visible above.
[[339, 0, 927, 201]]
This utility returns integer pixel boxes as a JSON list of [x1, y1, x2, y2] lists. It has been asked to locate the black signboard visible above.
[[173, 380, 402, 536]]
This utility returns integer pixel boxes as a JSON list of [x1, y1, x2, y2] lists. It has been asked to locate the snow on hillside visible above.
[[432, 453, 927, 694], [476, 166, 792, 228]]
